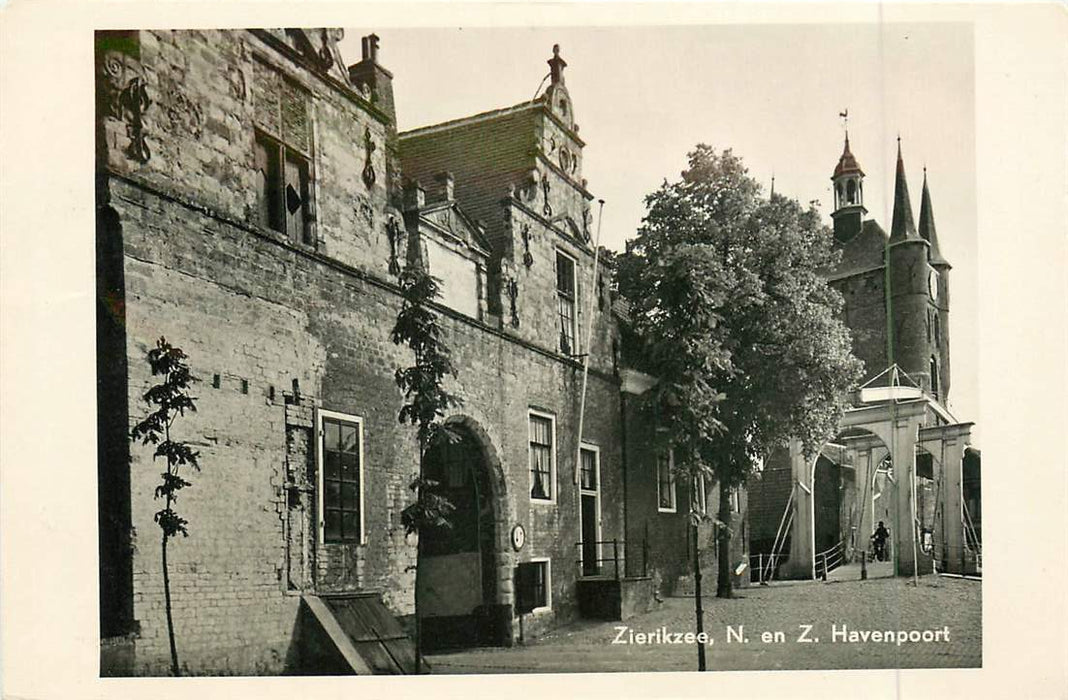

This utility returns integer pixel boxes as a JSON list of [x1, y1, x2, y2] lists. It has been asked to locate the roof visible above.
[[832, 133, 864, 179], [918, 171, 950, 266], [828, 219, 888, 279], [416, 199, 493, 257], [889, 143, 921, 243]]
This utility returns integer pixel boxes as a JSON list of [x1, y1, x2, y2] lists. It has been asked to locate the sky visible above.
[[339, 23, 978, 425]]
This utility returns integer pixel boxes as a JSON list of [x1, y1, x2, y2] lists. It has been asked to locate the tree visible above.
[[391, 261, 462, 674], [130, 337, 200, 677], [618, 145, 863, 606]]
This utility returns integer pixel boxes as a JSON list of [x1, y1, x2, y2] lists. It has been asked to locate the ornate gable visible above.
[[281, 28, 352, 86]]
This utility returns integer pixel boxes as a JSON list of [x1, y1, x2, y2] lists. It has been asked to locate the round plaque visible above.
[[510, 524, 526, 551]]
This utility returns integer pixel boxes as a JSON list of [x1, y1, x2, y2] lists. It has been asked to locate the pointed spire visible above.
[[918, 168, 949, 265], [770, 172, 776, 197], [889, 140, 919, 242], [832, 131, 864, 179]]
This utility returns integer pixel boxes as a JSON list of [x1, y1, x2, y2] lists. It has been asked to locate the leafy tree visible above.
[[619, 145, 863, 610], [391, 261, 462, 674], [130, 337, 200, 677]]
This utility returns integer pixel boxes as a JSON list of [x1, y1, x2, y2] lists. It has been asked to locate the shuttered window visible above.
[[253, 59, 313, 244], [515, 560, 550, 613]]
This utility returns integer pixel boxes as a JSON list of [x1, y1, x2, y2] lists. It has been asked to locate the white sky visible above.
[[341, 23, 978, 422]]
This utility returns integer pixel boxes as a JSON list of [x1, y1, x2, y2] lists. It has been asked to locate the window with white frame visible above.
[[528, 411, 556, 502], [515, 559, 551, 613], [556, 251, 577, 355], [657, 451, 677, 513], [580, 446, 598, 491], [692, 472, 707, 516], [729, 486, 741, 513], [317, 409, 364, 544]]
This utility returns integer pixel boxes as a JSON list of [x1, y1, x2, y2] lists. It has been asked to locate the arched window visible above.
[[846, 179, 857, 204], [929, 355, 940, 399]]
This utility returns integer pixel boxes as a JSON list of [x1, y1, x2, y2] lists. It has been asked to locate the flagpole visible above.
[[575, 199, 605, 486]]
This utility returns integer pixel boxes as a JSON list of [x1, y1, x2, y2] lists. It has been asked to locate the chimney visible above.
[[348, 33, 395, 125], [403, 180, 425, 211], [434, 172, 455, 202]]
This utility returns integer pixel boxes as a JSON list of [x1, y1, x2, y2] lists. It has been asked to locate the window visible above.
[[657, 451, 676, 513], [692, 472, 707, 515], [317, 409, 364, 544], [515, 559, 551, 613], [528, 411, 556, 502], [556, 251, 577, 355], [580, 446, 598, 491], [729, 487, 741, 513], [253, 59, 313, 245]]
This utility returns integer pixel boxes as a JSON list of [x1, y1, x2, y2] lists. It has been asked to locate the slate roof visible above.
[[918, 172, 949, 267], [832, 134, 865, 179], [829, 219, 888, 279], [889, 144, 921, 243]]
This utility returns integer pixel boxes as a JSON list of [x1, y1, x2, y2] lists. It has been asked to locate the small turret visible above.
[[830, 133, 866, 242]]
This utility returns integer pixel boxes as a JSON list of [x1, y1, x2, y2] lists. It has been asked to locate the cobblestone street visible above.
[[427, 574, 981, 673]]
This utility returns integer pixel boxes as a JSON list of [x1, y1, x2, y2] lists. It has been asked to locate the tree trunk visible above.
[[716, 483, 733, 599], [162, 530, 180, 676], [413, 446, 424, 674], [691, 521, 707, 671]]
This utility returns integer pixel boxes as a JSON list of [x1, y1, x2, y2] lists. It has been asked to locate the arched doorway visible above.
[[812, 454, 843, 557], [416, 423, 504, 650], [800, 428, 897, 579]]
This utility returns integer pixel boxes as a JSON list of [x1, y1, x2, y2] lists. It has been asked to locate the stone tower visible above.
[[918, 167, 952, 401], [887, 142, 950, 400]]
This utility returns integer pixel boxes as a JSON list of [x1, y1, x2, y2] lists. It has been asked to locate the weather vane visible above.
[[839, 108, 849, 132]]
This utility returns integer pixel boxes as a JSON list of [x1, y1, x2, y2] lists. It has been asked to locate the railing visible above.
[[814, 539, 845, 580], [576, 538, 647, 580], [749, 552, 787, 584]]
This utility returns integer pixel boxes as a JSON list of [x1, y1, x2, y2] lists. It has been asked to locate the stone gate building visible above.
[[747, 135, 982, 581]]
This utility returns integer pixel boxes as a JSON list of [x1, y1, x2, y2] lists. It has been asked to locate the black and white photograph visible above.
[[1, 3, 1066, 698]]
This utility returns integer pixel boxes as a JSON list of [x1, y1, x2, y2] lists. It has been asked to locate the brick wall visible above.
[[98, 28, 626, 674], [621, 392, 749, 597]]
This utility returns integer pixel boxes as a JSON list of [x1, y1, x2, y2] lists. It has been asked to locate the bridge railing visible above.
[[814, 539, 846, 580]]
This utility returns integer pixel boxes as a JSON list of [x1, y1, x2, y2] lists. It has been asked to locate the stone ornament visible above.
[[165, 84, 203, 139], [507, 278, 520, 328], [362, 126, 377, 189], [521, 224, 534, 268], [386, 216, 402, 275], [100, 51, 153, 163]]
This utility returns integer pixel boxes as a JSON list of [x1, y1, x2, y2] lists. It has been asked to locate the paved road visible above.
[[426, 574, 981, 674]]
